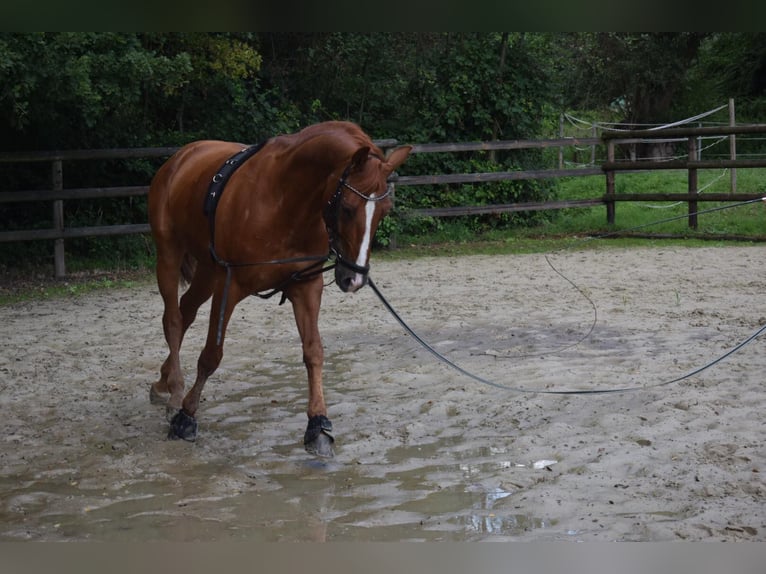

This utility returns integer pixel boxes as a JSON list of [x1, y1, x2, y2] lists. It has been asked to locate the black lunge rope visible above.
[[366, 196, 766, 394], [367, 277, 766, 396]]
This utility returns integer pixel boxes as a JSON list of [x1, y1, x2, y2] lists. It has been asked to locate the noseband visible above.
[[324, 163, 394, 276]]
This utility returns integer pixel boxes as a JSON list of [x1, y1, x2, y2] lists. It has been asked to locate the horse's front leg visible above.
[[287, 279, 334, 457]]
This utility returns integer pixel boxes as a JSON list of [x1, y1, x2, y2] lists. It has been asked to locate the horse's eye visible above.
[[340, 203, 355, 218]]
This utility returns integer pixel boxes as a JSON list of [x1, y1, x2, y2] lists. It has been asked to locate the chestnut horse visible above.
[[148, 121, 411, 456]]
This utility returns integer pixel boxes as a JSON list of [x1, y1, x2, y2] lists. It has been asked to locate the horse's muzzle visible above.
[[336, 266, 368, 293], [333, 253, 370, 293]]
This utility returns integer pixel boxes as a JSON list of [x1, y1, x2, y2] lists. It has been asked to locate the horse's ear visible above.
[[384, 145, 413, 172], [350, 146, 370, 171]]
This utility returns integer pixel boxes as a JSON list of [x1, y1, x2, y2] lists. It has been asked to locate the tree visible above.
[[701, 33, 766, 98], [552, 33, 707, 124], [685, 33, 766, 118], [257, 33, 552, 142], [257, 32, 419, 137], [402, 33, 549, 142]]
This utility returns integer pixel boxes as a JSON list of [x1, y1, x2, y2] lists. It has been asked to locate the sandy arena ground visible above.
[[0, 245, 764, 541]]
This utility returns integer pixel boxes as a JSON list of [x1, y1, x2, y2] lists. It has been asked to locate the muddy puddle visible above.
[[0, 396, 557, 542], [0, 327, 562, 543]]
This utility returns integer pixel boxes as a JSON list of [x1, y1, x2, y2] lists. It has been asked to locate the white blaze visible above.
[[350, 195, 376, 291]]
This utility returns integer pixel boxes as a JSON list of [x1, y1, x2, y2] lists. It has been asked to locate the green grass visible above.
[[527, 194, 766, 238], [545, 168, 766, 237], [0, 268, 152, 306]]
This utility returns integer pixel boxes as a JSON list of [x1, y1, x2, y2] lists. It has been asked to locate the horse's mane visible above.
[[274, 121, 383, 164]]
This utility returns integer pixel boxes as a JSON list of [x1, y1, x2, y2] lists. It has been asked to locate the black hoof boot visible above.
[[304, 415, 335, 457], [168, 410, 198, 442]]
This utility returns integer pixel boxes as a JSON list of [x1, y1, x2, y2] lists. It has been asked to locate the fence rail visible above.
[[2, 125, 766, 277], [408, 137, 600, 154], [395, 167, 602, 186], [0, 153, 168, 277]]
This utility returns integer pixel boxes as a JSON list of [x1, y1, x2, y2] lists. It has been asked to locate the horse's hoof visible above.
[[306, 432, 334, 457], [149, 385, 169, 406], [304, 415, 335, 458], [165, 404, 180, 422], [168, 410, 198, 442]]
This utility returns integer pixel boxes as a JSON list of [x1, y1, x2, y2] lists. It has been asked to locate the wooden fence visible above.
[[601, 124, 766, 227], [400, 125, 766, 223], [2, 126, 765, 277]]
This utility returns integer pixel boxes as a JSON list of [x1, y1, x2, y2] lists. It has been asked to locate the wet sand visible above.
[[0, 245, 764, 541]]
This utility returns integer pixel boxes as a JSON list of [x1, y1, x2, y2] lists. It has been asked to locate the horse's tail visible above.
[[180, 252, 197, 286]]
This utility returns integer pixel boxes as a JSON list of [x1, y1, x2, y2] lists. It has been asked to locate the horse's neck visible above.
[[281, 141, 354, 203]]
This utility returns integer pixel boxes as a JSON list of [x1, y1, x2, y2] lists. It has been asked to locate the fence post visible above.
[[590, 125, 597, 165], [729, 98, 737, 194], [688, 137, 698, 229], [558, 113, 564, 169], [52, 159, 66, 278], [605, 139, 615, 225]]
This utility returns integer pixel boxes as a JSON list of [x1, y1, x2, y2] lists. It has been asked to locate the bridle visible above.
[[323, 161, 394, 276]]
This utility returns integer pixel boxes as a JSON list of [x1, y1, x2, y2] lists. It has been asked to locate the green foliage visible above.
[[2, 33, 766, 272], [391, 152, 555, 243], [0, 33, 189, 149], [258, 33, 551, 142], [0, 32, 288, 269], [403, 33, 548, 142], [0, 32, 296, 151], [689, 33, 766, 101]]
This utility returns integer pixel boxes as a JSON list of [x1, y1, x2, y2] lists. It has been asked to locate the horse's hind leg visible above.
[[178, 264, 215, 333], [150, 248, 186, 409], [152, 262, 216, 413], [168, 277, 243, 441], [149, 248, 213, 410]]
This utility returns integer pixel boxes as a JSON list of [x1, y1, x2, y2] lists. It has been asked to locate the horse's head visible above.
[[324, 144, 411, 293]]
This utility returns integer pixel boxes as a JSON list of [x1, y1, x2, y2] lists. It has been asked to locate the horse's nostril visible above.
[[340, 276, 353, 292]]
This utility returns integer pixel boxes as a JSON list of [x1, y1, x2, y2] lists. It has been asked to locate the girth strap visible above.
[[205, 142, 266, 253]]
